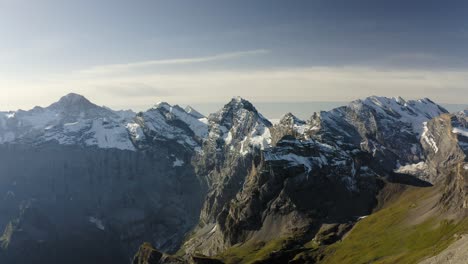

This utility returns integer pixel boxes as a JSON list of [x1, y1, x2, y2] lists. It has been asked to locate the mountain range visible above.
[[0, 93, 466, 264]]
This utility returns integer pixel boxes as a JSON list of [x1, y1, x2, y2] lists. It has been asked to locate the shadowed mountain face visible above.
[[0, 94, 465, 264], [0, 94, 209, 263]]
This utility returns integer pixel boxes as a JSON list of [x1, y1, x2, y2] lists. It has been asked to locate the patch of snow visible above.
[[208, 224, 218, 235], [453, 127, 468, 138], [84, 119, 135, 150], [224, 131, 233, 145], [249, 122, 271, 150], [172, 158, 184, 167], [88, 216, 105, 231], [198, 117, 209, 125], [63, 121, 88, 133], [126, 122, 145, 140], [421, 122, 438, 153]]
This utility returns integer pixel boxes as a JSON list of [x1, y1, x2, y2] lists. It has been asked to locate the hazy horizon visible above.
[[1, 92, 465, 119]]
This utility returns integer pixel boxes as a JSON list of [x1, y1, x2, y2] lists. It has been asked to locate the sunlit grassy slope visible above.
[[320, 186, 468, 264], [216, 186, 468, 264]]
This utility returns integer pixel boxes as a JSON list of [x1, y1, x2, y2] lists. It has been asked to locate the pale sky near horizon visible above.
[[0, 0, 467, 112]]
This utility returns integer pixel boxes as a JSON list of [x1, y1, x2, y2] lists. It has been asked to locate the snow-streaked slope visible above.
[[359, 96, 447, 136], [318, 96, 447, 140], [153, 103, 208, 139], [0, 93, 208, 151], [134, 102, 209, 150], [0, 93, 136, 150]]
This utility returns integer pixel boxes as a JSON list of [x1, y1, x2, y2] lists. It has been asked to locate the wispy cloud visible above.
[[79, 49, 270, 75], [1, 66, 467, 112]]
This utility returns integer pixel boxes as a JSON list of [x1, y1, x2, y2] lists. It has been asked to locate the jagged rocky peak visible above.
[[271, 113, 312, 145], [278, 112, 306, 126], [191, 97, 274, 233], [210, 96, 271, 126], [209, 97, 272, 152]]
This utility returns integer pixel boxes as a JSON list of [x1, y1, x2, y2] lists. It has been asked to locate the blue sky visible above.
[[0, 0, 467, 112]]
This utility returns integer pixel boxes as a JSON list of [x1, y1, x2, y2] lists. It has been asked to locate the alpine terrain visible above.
[[0, 93, 466, 264]]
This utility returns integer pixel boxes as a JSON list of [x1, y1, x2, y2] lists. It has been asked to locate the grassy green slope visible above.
[[215, 185, 467, 264], [320, 186, 468, 264]]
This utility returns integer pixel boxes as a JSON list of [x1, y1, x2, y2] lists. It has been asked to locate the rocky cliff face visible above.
[[196, 98, 272, 223], [420, 111, 468, 211], [214, 137, 380, 252], [0, 94, 462, 264], [181, 96, 448, 257]]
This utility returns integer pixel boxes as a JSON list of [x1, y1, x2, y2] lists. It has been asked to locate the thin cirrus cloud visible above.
[[79, 49, 270, 75], [0, 49, 467, 112]]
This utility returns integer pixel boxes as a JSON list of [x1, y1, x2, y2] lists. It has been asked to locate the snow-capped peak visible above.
[[204, 97, 273, 156], [211, 97, 271, 127], [356, 96, 447, 135], [0, 94, 135, 150]]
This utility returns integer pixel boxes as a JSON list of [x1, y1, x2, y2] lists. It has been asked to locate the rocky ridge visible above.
[[0, 94, 464, 264]]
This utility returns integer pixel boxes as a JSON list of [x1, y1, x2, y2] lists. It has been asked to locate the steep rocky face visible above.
[[183, 98, 273, 255], [181, 96, 451, 258], [214, 137, 380, 252], [310, 96, 448, 173], [270, 113, 311, 145], [420, 112, 468, 211], [194, 98, 272, 225]]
